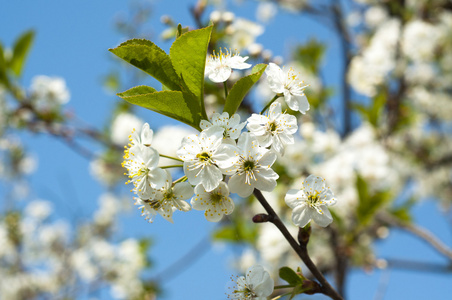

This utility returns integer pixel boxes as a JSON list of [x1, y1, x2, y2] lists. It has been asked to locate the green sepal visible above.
[[279, 267, 303, 286], [169, 26, 213, 117], [109, 39, 181, 91], [223, 64, 267, 115], [117, 85, 202, 131], [9, 30, 35, 77]]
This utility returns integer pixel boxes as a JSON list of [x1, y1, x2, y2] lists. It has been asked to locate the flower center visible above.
[[196, 151, 211, 162], [307, 192, 320, 207], [146, 199, 162, 210], [269, 121, 278, 133], [210, 192, 223, 203], [243, 160, 255, 171], [163, 190, 175, 202]]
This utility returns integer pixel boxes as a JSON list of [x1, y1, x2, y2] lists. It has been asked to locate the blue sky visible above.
[[1, 0, 451, 299]]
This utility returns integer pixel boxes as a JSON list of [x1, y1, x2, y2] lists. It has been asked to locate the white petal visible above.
[[173, 182, 194, 200], [292, 204, 313, 228], [208, 66, 232, 83], [293, 93, 310, 114], [200, 165, 223, 192], [254, 168, 278, 192], [147, 167, 167, 190], [285, 189, 305, 209], [141, 123, 153, 146], [311, 205, 333, 227], [228, 174, 254, 197]]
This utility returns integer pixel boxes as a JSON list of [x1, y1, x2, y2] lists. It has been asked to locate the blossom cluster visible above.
[[122, 55, 337, 228]]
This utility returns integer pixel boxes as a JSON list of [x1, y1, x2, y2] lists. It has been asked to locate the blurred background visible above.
[[1, 0, 452, 299]]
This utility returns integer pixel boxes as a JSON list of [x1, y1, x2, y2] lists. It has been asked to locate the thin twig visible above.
[[378, 212, 452, 261], [253, 189, 343, 300]]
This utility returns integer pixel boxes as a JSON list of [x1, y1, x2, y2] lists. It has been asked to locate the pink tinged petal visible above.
[[285, 189, 305, 209], [228, 174, 254, 197], [293, 93, 310, 114], [173, 182, 194, 200], [292, 204, 313, 228], [200, 165, 223, 192], [208, 66, 232, 83], [254, 168, 278, 192], [141, 123, 153, 146], [311, 205, 333, 227]]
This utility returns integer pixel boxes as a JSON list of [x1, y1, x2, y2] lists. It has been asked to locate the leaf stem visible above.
[[274, 285, 293, 289], [223, 81, 229, 98], [161, 164, 183, 169], [261, 94, 281, 114], [253, 189, 343, 300], [159, 154, 183, 162], [270, 292, 292, 300], [173, 176, 188, 184]]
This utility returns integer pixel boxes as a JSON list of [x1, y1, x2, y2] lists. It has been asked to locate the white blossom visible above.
[[138, 170, 193, 223], [247, 102, 298, 155], [205, 48, 252, 83], [122, 144, 166, 199], [177, 126, 237, 192], [200, 112, 246, 144], [30, 75, 70, 112], [226, 133, 279, 197], [191, 182, 234, 222], [228, 265, 274, 300], [111, 113, 143, 146], [285, 175, 336, 227], [265, 63, 309, 113]]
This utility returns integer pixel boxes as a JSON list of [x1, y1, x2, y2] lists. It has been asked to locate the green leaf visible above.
[[0, 42, 9, 87], [279, 267, 303, 286], [9, 30, 35, 77], [356, 174, 392, 225], [223, 64, 267, 115], [109, 39, 181, 91], [169, 26, 212, 109], [293, 39, 326, 74], [117, 85, 202, 130]]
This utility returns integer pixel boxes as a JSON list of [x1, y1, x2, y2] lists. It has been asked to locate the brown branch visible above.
[[253, 189, 343, 300], [378, 212, 452, 261], [384, 258, 452, 273]]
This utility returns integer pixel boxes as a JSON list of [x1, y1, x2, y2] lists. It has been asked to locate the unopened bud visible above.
[[252, 214, 271, 223]]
